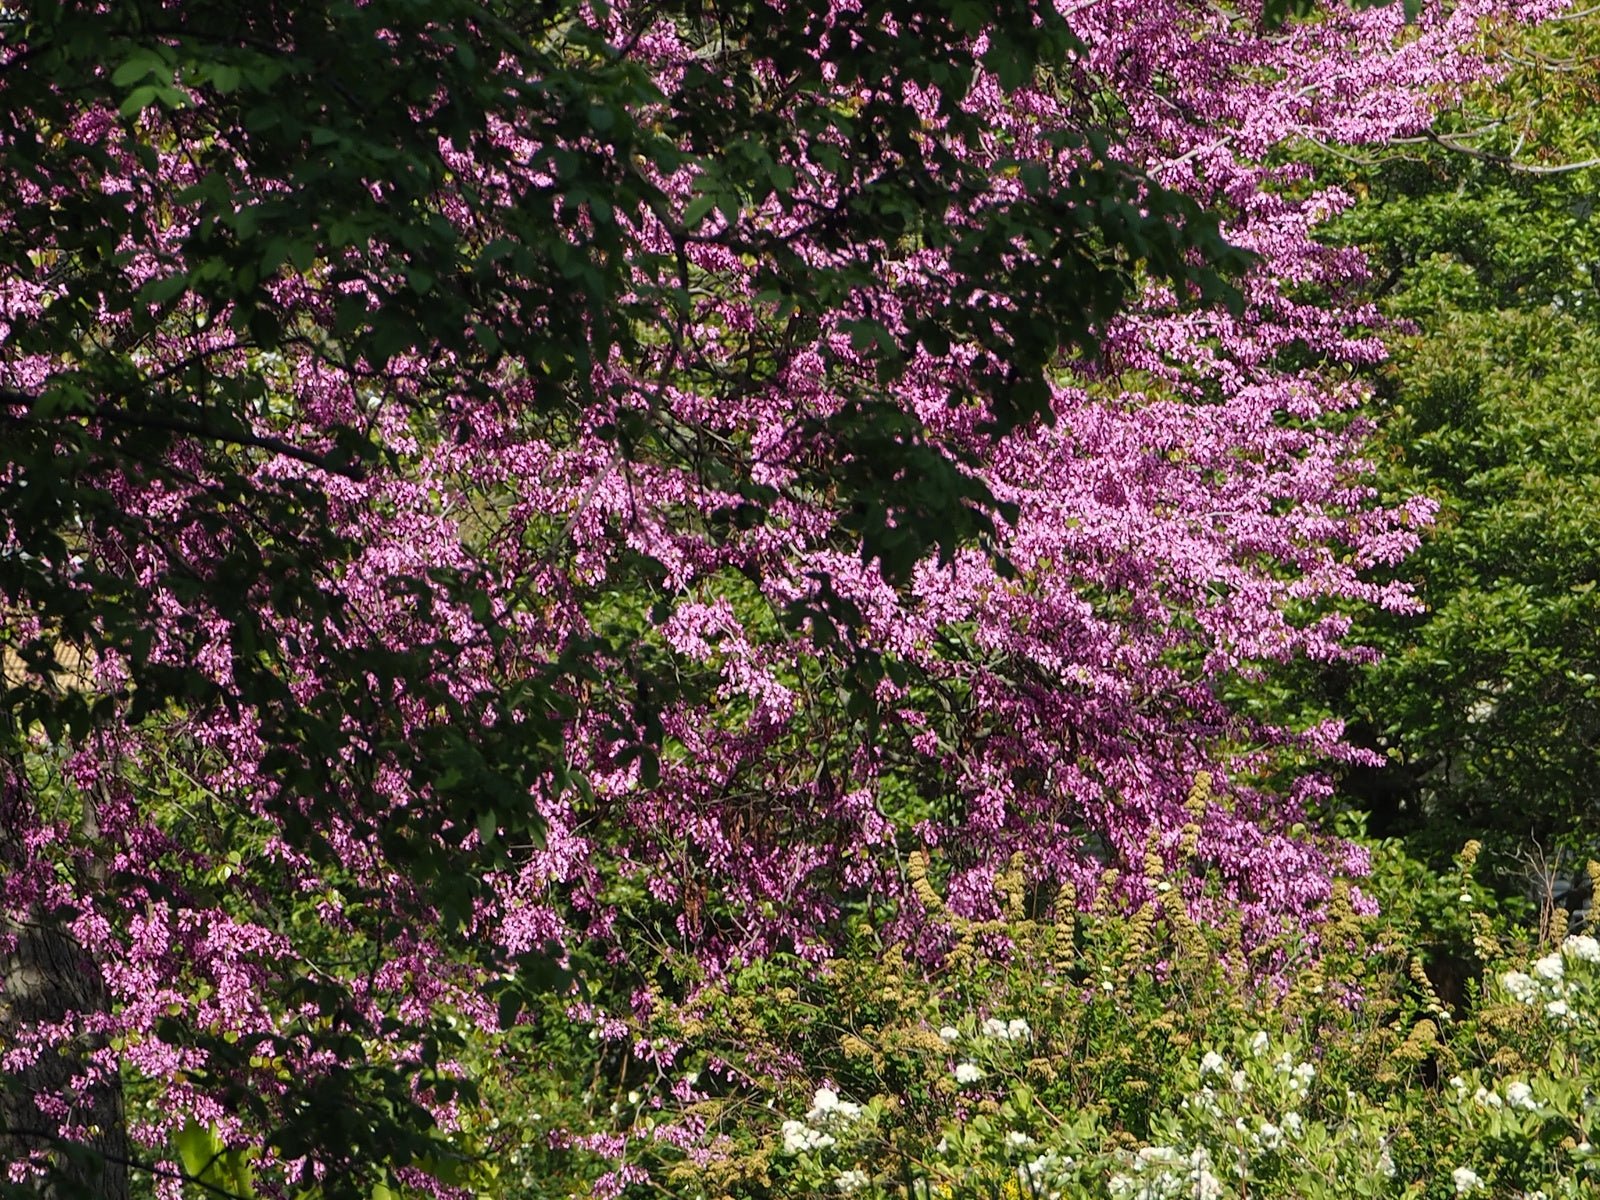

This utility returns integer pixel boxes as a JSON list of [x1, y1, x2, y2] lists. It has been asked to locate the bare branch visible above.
[[1425, 130, 1600, 176]]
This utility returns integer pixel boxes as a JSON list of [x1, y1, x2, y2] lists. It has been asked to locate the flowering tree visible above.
[[0, 0, 1558, 1195]]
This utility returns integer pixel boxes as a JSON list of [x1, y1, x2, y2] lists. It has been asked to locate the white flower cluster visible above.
[[1109, 1145, 1224, 1200], [1251, 1120, 1283, 1151], [834, 1168, 869, 1193], [1192, 1045, 1312, 1116], [1500, 935, 1599, 1027], [1272, 1050, 1316, 1096], [1505, 1081, 1538, 1111], [1568, 934, 1600, 963], [807, 1087, 862, 1124], [781, 1087, 863, 1155], [1453, 1074, 1541, 1114], [1017, 1149, 1073, 1200], [1227, 1109, 1305, 1157], [781, 1120, 836, 1154], [1170, 1042, 1325, 1192], [981, 1016, 1033, 1042]]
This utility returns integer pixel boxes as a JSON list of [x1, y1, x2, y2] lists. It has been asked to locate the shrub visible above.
[[517, 829, 1600, 1200]]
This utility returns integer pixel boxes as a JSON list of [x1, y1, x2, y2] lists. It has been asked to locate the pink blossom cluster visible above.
[[0, 0, 1563, 1183]]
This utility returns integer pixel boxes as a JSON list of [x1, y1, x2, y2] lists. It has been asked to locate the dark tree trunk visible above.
[[0, 751, 128, 1200]]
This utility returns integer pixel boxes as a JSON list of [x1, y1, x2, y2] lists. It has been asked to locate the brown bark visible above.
[[0, 752, 129, 1200]]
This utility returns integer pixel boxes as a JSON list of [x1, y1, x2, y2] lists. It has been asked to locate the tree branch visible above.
[[0, 388, 368, 480]]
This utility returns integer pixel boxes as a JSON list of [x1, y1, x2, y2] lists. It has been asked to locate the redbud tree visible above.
[[0, 0, 1557, 1195]]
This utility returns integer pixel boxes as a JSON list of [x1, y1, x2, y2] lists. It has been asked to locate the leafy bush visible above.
[[513, 825, 1600, 1200]]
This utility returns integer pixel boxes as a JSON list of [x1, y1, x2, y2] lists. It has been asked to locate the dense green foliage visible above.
[[1324, 11, 1600, 865]]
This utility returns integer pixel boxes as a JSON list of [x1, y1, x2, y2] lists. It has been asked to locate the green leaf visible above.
[[137, 272, 190, 306], [683, 193, 716, 230], [118, 85, 162, 118], [111, 52, 163, 88], [209, 64, 243, 94], [174, 1121, 220, 1181]]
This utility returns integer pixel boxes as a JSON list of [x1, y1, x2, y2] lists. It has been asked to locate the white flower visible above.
[[1248, 1031, 1270, 1057], [1545, 999, 1571, 1021], [1291, 1062, 1316, 1092], [1006, 1131, 1033, 1147], [938, 1025, 960, 1043], [1199, 1051, 1227, 1076], [781, 1120, 836, 1154], [1501, 971, 1539, 1004], [807, 1087, 861, 1124], [834, 1169, 869, 1194], [979, 1016, 1033, 1042], [1257, 1122, 1282, 1150], [1449, 1075, 1468, 1093], [626, 1090, 641, 1105], [1378, 1148, 1397, 1178], [954, 1062, 983, 1085], [1453, 1166, 1484, 1194], [1020, 1152, 1065, 1192], [1137, 1146, 1183, 1167], [1229, 1069, 1248, 1094], [1534, 952, 1566, 982], [1566, 935, 1600, 963], [1282, 1112, 1303, 1138], [1505, 1081, 1537, 1110], [1473, 1086, 1503, 1109]]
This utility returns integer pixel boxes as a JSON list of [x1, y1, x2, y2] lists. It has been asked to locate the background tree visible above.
[[1318, 4, 1600, 875]]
